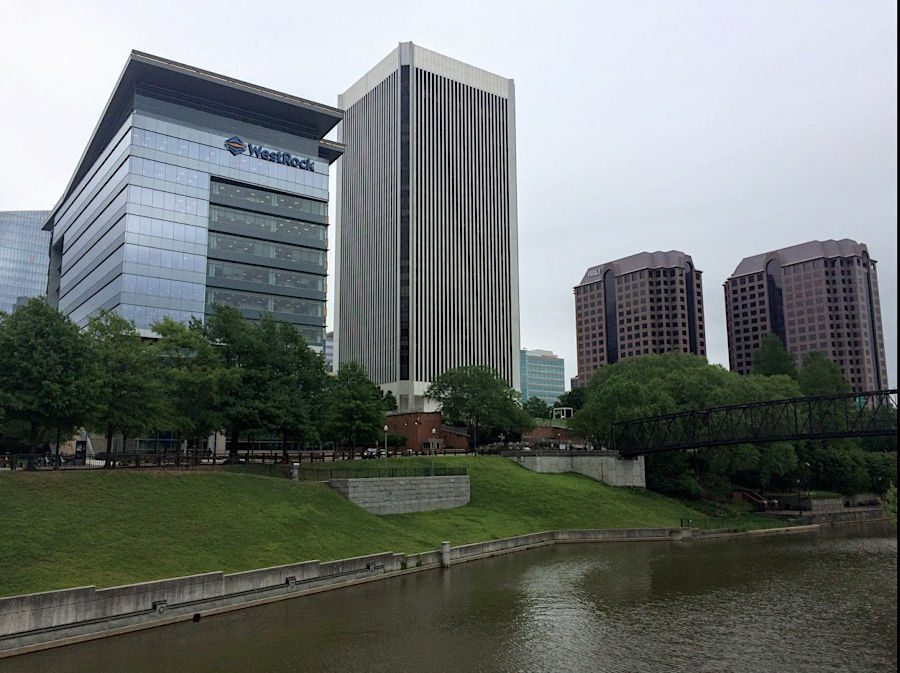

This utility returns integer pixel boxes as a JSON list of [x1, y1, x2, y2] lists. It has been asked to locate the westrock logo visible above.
[[223, 136, 315, 172], [224, 136, 246, 156]]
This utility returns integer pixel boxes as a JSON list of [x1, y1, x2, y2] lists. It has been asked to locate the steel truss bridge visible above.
[[611, 389, 897, 456]]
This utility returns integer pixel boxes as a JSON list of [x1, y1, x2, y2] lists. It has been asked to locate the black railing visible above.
[[613, 389, 898, 456], [0, 452, 216, 471], [294, 467, 468, 481], [680, 518, 727, 530]]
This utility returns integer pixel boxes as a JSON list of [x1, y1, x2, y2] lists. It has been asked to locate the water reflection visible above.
[[2, 524, 895, 673]]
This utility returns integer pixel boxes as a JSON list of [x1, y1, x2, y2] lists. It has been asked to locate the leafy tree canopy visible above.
[[523, 396, 552, 419], [750, 333, 798, 379], [570, 352, 805, 496], [798, 350, 850, 397], [426, 366, 534, 447], [87, 311, 170, 460], [556, 386, 587, 411], [324, 362, 386, 449], [153, 317, 235, 448], [202, 305, 280, 458], [0, 298, 97, 453], [383, 390, 399, 413]]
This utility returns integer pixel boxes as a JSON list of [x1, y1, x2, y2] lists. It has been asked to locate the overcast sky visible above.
[[1, 0, 895, 387]]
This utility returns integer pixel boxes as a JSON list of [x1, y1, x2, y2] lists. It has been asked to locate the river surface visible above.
[[3, 523, 896, 673]]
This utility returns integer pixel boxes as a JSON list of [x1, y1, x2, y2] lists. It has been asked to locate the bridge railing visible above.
[[612, 389, 897, 455]]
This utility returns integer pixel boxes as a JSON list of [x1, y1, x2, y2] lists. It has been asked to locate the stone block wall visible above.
[[503, 450, 646, 488], [328, 476, 470, 514]]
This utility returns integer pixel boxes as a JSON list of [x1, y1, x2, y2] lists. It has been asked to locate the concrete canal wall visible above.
[[0, 519, 887, 658], [0, 527, 686, 656], [503, 450, 647, 488], [328, 476, 470, 514]]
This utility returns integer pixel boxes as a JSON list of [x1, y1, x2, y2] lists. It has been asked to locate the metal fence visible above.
[[0, 453, 215, 471], [680, 518, 728, 530], [294, 466, 468, 481]]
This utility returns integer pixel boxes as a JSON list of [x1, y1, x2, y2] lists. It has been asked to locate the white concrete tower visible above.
[[335, 42, 521, 411]]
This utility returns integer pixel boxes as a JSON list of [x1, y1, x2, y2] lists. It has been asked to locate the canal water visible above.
[[3, 523, 895, 673]]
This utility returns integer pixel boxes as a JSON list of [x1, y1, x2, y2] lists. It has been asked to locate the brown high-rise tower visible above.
[[725, 239, 888, 392], [573, 251, 707, 387]]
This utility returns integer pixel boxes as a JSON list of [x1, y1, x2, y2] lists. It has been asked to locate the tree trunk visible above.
[[120, 430, 129, 469], [229, 428, 240, 463], [282, 432, 289, 464], [105, 424, 114, 469], [29, 420, 39, 455]]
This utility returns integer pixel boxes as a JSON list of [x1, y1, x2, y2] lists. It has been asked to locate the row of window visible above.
[[122, 274, 205, 303], [128, 185, 210, 218], [211, 180, 327, 218], [207, 260, 324, 293], [125, 214, 208, 246], [206, 289, 323, 318], [208, 232, 325, 267], [124, 243, 206, 273], [208, 205, 325, 242], [131, 156, 209, 191]]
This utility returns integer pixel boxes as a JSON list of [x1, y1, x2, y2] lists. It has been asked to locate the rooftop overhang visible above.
[[318, 139, 345, 165], [45, 50, 344, 231]]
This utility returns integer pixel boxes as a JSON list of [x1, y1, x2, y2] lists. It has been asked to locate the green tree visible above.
[[324, 362, 386, 450], [571, 352, 805, 496], [264, 317, 329, 460], [203, 305, 278, 461], [556, 387, 587, 411], [426, 366, 533, 449], [750, 333, 798, 379], [153, 317, 234, 459], [523, 396, 552, 419], [86, 311, 169, 466], [798, 351, 850, 396], [382, 390, 399, 413], [0, 298, 97, 455]]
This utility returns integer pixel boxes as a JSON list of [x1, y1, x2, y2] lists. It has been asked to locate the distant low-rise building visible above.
[[520, 349, 566, 406]]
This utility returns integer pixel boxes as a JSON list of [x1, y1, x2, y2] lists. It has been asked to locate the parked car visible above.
[[364, 447, 382, 458]]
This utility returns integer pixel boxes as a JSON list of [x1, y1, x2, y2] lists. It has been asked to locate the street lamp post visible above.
[[796, 478, 802, 513], [805, 462, 811, 499], [431, 427, 436, 475], [383, 424, 388, 474]]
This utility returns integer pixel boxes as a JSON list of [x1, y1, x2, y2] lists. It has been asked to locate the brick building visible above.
[[573, 251, 707, 387], [725, 239, 888, 392], [384, 412, 468, 452]]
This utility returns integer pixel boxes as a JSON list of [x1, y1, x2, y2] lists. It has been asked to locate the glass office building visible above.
[[0, 211, 51, 314], [44, 51, 343, 349], [520, 349, 566, 406]]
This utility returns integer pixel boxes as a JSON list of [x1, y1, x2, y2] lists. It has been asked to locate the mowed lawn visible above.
[[0, 456, 706, 597]]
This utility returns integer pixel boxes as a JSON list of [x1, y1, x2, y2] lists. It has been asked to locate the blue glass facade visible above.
[[0, 211, 51, 314], [520, 349, 566, 406], [46, 53, 341, 351]]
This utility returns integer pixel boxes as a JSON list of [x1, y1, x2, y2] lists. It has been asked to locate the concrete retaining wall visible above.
[[328, 476, 470, 514], [503, 450, 646, 488], [806, 507, 886, 525]]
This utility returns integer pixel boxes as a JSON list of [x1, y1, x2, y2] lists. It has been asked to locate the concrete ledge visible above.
[[0, 518, 888, 658]]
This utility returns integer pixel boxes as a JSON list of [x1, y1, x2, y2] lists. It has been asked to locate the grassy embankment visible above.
[[3, 456, 730, 598]]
